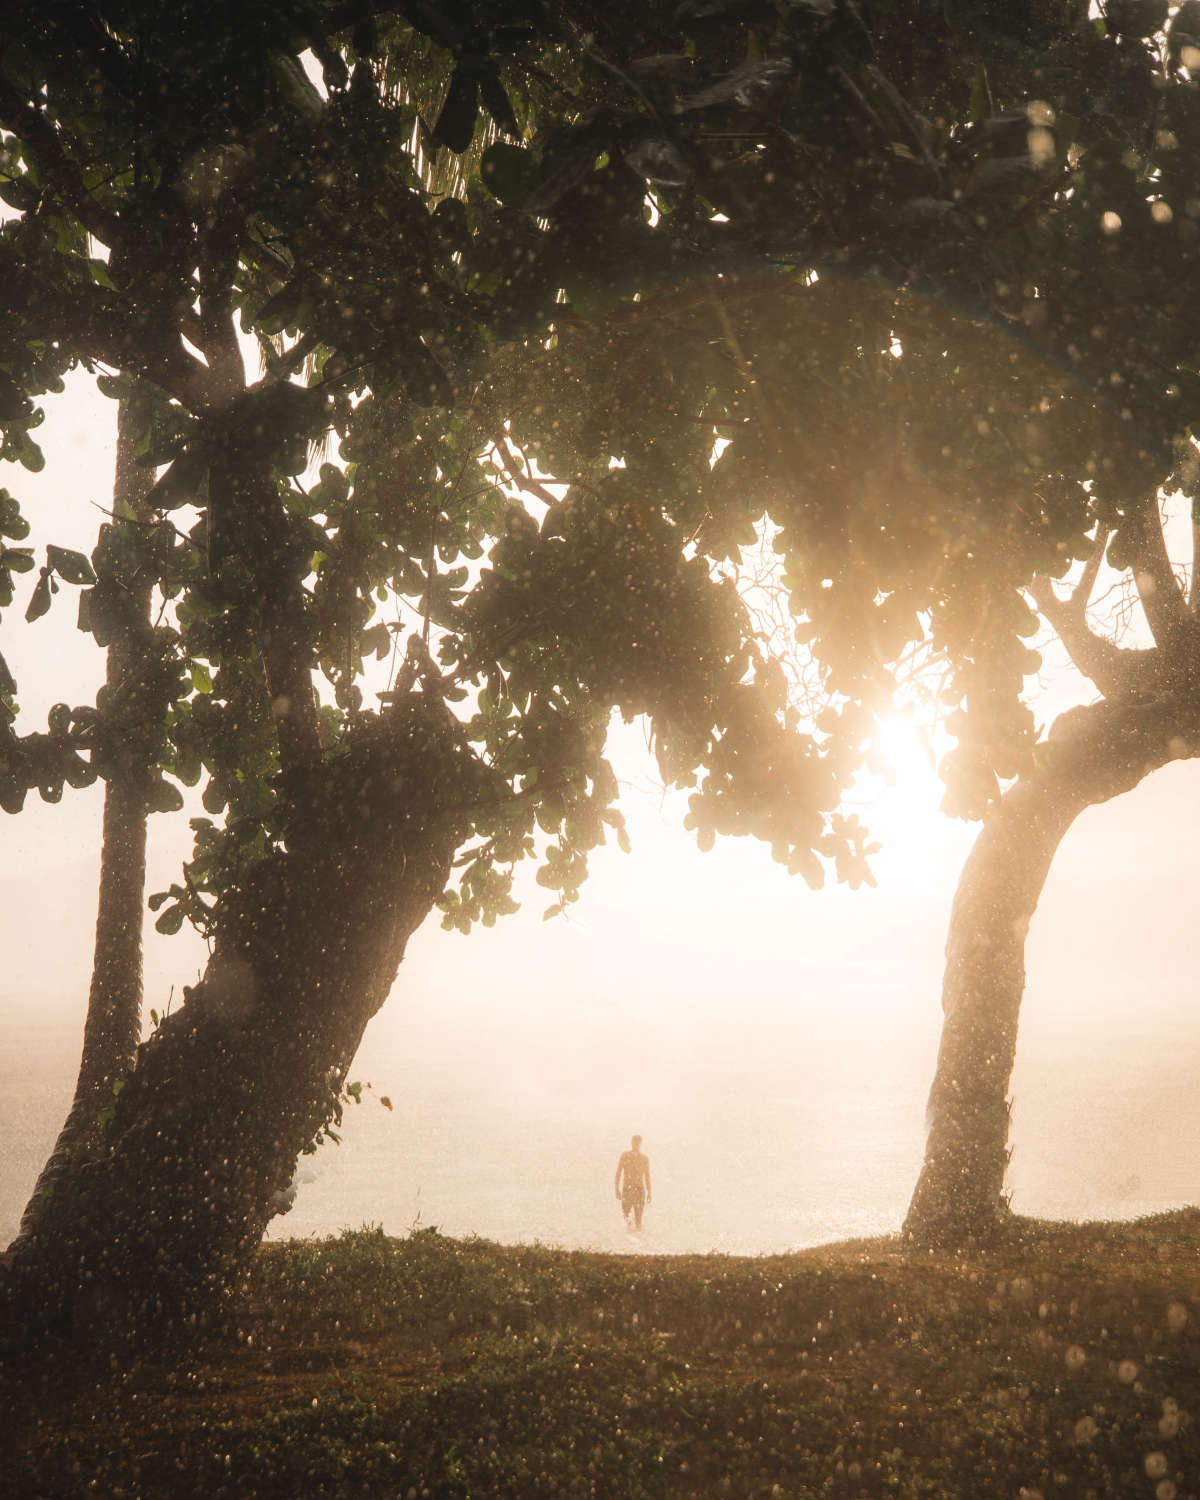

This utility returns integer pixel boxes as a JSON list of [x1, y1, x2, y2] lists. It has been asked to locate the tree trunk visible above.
[[0, 693, 473, 1357], [13, 402, 153, 1246], [903, 695, 1200, 1249]]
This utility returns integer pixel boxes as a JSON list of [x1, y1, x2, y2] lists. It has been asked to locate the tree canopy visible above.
[[0, 0, 905, 929], [9, 1, 1200, 911], [5, 0, 1200, 1333]]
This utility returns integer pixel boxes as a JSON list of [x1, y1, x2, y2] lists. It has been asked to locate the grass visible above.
[[7, 1210, 1200, 1498]]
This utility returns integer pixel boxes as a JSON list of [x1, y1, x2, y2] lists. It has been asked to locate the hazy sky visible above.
[[4, 373, 1200, 1249]]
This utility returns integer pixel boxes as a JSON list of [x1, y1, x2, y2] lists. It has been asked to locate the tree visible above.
[[465, 0, 1200, 1248], [11, 400, 155, 1253], [879, 0, 1200, 1248], [0, 0, 892, 1351], [574, 0, 1200, 1252]]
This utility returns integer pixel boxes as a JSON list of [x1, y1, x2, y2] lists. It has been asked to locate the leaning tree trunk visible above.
[[904, 694, 1200, 1250], [13, 402, 154, 1247], [0, 692, 473, 1356]]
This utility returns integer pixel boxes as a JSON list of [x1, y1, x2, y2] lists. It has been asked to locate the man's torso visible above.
[[619, 1150, 648, 1190]]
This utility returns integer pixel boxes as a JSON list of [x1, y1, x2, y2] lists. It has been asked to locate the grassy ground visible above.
[[7, 1211, 1200, 1499]]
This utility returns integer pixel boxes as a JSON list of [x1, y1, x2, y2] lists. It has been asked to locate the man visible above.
[[614, 1134, 651, 1230]]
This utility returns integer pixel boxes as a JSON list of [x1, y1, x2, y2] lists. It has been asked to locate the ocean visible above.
[[5, 992, 1196, 1260]]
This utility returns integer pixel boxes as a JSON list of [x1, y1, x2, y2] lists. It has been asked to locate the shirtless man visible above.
[[614, 1134, 651, 1230]]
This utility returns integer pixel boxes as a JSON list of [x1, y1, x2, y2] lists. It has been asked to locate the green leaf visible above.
[[256, 281, 305, 336], [96, 373, 131, 400], [46, 545, 96, 585], [0, 779, 26, 814], [63, 755, 95, 789], [361, 623, 391, 659], [24, 570, 51, 622], [201, 780, 227, 814], [480, 142, 541, 205], [155, 905, 186, 935], [0, 373, 29, 422], [431, 64, 479, 153], [147, 779, 185, 814], [0, 179, 37, 213], [317, 462, 349, 507], [270, 53, 325, 117], [16, 435, 45, 473], [478, 67, 519, 138], [144, 448, 209, 512], [88, 256, 117, 290]]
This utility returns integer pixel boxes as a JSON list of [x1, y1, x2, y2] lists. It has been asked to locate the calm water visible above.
[[5, 1000, 1196, 1258]]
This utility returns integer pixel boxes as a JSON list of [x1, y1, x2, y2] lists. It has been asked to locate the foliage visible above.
[[483, 0, 1200, 822], [301, 1077, 390, 1156], [4, 0, 1198, 932], [0, 0, 913, 945]]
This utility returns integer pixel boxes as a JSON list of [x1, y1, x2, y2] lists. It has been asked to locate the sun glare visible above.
[[874, 715, 937, 785], [861, 714, 945, 851]]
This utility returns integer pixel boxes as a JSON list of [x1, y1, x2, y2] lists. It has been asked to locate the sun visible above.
[[874, 714, 938, 786], [861, 713, 946, 850]]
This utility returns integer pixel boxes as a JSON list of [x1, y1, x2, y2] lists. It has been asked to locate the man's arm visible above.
[[614, 1156, 623, 1197], [645, 1160, 651, 1201]]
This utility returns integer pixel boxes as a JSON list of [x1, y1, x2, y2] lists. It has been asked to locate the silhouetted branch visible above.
[[1129, 500, 1195, 653], [1028, 566, 1155, 701]]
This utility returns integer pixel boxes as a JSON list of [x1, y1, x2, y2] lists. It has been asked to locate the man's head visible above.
[[632, 1134, 642, 1149]]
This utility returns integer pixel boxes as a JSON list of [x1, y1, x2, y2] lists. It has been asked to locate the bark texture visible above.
[[1, 693, 474, 1356], [13, 404, 154, 1249], [904, 694, 1200, 1249]]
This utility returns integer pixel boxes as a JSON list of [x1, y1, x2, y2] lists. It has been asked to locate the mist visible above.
[[6, 722, 1200, 1253]]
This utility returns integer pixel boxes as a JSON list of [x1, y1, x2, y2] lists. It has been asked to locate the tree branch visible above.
[[1128, 498, 1196, 653], [261, 330, 322, 383], [192, 196, 322, 795], [217, 462, 322, 799], [1073, 526, 1108, 609], [0, 244, 212, 410], [196, 199, 248, 399], [0, 79, 122, 248], [490, 430, 564, 510], [1028, 572, 1157, 700]]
